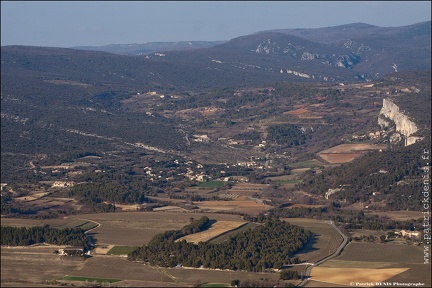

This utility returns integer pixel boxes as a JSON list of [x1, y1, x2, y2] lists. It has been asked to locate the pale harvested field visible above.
[[319, 143, 387, 154], [66, 211, 244, 246], [316, 242, 431, 287], [110, 203, 142, 211], [176, 221, 246, 244], [319, 153, 362, 164], [311, 267, 408, 286]]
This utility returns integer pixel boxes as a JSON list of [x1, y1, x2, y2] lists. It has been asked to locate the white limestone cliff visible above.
[[378, 98, 422, 146]]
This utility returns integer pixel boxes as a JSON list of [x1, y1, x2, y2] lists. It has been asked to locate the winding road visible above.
[[297, 220, 349, 287]]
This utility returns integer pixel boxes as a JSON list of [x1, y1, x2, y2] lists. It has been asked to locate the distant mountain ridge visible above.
[[2, 21, 430, 87], [72, 41, 226, 56]]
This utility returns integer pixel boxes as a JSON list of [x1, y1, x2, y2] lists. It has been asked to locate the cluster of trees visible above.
[[267, 124, 306, 147], [128, 217, 312, 272], [68, 182, 150, 212], [1, 225, 87, 247]]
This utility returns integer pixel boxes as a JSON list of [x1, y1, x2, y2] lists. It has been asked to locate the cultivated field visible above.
[[318, 143, 387, 154], [1, 246, 84, 286], [310, 242, 431, 287], [282, 218, 343, 264], [176, 221, 246, 244], [66, 211, 245, 246], [310, 267, 408, 286], [194, 198, 272, 215], [318, 143, 387, 164], [1, 236, 290, 287]]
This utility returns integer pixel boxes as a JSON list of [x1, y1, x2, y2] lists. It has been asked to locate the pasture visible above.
[[176, 221, 246, 244]]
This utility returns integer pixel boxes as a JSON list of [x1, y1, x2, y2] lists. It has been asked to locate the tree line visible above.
[[1, 225, 88, 247]]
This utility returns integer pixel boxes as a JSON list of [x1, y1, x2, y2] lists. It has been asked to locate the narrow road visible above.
[[297, 220, 349, 287]]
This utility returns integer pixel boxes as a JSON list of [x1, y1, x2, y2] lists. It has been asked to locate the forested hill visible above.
[[300, 137, 431, 210]]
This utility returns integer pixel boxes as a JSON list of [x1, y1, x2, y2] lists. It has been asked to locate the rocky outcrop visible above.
[[378, 98, 422, 146]]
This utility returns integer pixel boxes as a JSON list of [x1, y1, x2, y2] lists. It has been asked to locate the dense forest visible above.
[[128, 217, 312, 272], [1, 225, 88, 247], [267, 124, 306, 147]]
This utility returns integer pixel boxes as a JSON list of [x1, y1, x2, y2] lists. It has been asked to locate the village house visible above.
[[52, 181, 75, 188]]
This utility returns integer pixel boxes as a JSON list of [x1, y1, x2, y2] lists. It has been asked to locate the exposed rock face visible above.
[[378, 98, 422, 146]]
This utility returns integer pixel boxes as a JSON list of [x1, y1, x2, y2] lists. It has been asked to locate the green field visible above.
[[195, 181, 226, 188], [60, 276, 121, 283], [52, 220, 98, 231], [107, 246, 138, 255]]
